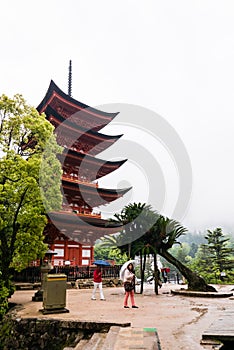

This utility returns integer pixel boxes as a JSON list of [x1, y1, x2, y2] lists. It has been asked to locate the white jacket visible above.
[[124, 269, 135, 283]]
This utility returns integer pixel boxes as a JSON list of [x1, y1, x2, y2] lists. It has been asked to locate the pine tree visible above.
[[203, 228, 234, 280]]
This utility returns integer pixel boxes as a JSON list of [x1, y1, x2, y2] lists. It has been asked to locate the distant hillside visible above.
[[178, 231, 206, 245]]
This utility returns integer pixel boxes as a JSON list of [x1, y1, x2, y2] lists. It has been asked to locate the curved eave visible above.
[[45, 105, 122, 155], [59, 148, 128, 180], [46, 212, 122, 244], [79, 133, 122, 157], [55, 129, 122, 156], [44, 105, 111, 135], [48, 211, 122, 228], [62, 180, 132, 206], [62, 179, 131, 197], [46, 105, 122, 141], [37, 80, 119, 123]]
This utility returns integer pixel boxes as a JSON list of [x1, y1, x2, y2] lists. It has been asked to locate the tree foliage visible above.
[[0, 94, 62, 318], [204, 228, 234, 272], [169, 243, 191, 265], [189, 228, 234, 283], [95, 238, 128, 265]]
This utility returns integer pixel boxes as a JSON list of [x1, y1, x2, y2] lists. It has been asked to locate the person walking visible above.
[[91, 266, 105, 300], [123, 263, 138, 308]]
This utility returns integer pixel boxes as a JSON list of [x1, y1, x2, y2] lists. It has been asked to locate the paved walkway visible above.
[[9, 283, 234, 350]]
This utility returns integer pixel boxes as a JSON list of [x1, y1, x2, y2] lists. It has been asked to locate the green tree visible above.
[[110, 202, 216, 292], [189, 242, 199, 258], [0, 94, 62, 318], [112, 202, 155, 258], [199, 228, 234, 282], [108, 248, 128, 265], [169, 243, 191, 265], [95, 238, 128, 265], [188, 244, 214, 282]]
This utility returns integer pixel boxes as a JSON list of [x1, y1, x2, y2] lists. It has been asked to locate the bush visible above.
[[0, 280, 9, 321]]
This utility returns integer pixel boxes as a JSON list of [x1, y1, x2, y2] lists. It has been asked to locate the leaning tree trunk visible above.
[[159, 250, 217, 292]]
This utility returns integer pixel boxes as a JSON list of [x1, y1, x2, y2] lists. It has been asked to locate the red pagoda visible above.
[[37, 79, 131, 267]]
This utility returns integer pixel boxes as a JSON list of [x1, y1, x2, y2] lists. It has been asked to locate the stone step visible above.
[[65, 326, 161, 350], [112, 327, 161, 350], [101, 326, 121, 350], [74, 333, 106, 350], [73, 339, 89, 349]]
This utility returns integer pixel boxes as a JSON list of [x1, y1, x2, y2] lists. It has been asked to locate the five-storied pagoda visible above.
[[37, 62, 131, 266]]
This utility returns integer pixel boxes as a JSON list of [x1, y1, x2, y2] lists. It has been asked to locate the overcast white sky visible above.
[[1, 0, 234, 235]]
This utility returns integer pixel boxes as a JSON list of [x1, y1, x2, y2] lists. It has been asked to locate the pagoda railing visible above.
[[76, 212, 101, 218], [62, 174, 98, 187], [60, 206, 101, 218]]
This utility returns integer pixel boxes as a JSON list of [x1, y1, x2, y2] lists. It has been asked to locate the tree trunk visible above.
[[128, 243, 131, 259], [159, 250, 217, 292], [139, 251, 144, 294], [140, 253, 146, 294], [153, 253, 159, 295]]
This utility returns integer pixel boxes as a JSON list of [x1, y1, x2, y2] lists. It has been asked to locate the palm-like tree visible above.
[[99, 234, 119, 249], [110, 202, 216, 292], [111, 202, 157, 258]]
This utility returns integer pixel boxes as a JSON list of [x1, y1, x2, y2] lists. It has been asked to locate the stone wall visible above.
[[74, 278, 122, 289], [0, 305, 126, 350]]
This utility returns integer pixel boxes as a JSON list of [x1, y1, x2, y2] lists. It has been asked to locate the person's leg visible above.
[[91, 282, 98, 299], [124, 291, 130, 307], [99, 282, 105, 300], [129, 290, 137, 307]]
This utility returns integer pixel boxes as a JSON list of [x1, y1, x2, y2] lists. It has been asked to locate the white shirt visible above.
[[124, 269, 135, 283]]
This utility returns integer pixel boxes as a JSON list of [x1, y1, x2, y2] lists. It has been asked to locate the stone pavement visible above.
[[9, 283, 234, 350]]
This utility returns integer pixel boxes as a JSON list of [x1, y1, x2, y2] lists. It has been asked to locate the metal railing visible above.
[[13, 265, 183, 285], [13, 265, 122, 283]]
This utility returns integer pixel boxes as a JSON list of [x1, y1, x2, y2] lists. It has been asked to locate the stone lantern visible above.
[[32, 249, 57, 301]]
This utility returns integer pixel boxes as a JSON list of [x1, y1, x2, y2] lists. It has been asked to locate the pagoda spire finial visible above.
[[68, 60, 72, 97]]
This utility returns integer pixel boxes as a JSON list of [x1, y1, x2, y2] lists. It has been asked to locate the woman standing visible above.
[[123, 263, 138, 308], [91, 266, 106, 300]]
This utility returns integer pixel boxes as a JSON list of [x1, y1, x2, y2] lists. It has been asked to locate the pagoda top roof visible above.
[[37, 80, 119, 131]]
